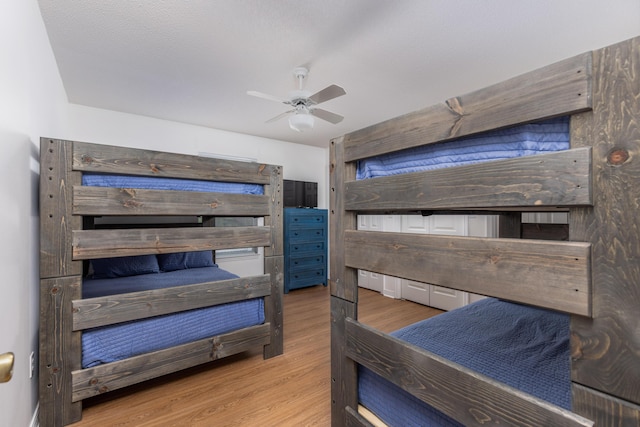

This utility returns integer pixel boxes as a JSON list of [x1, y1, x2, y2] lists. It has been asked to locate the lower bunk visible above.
[[66, 251, 275, 404], [354, 298, 575, 427], [80, 252, 266, 369], [346, 298, 591, 427]]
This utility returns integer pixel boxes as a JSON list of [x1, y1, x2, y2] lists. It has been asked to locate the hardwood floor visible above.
[[71, 286, 442, 427]]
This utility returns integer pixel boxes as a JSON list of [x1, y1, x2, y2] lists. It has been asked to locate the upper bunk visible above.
[[40, 139, 283, 280]]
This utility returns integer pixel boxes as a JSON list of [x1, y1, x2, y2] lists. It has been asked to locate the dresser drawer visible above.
[[288, 213, 326, 226], [287, 227, 326, 242], [289, 241, 325, 254], [288, 268, 326, 285], [289, 253, 325, 271]]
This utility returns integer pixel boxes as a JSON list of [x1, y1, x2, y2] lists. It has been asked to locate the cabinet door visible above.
[[401, 279, 430, 305], [430, 285, 466, 311], [357, 215, 385, 292], [429, 215, 467, 235]]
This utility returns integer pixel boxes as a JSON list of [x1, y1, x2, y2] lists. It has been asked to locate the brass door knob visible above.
[[0, 352, 14, 383]]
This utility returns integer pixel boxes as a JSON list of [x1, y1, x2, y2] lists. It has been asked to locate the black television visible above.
[[284, 180, 317, 208]]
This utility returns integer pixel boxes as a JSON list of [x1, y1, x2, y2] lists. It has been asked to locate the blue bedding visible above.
[[82, 266, 265, 368], [356, 117, 570, 180], [82, 173, 264, 195], [359, 298, 570, 427]]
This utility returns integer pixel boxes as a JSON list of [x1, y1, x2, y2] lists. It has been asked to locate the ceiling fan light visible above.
[[289, 113, 314, 132]]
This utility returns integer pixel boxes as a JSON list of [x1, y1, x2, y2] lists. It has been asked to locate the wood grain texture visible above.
[[331, 296, 358, 427], [72, 141, 272, 184], [72, 324, 271, 402], [343, 52, 591, 162], [570, 36, 640, 407], [263, 255, 284, 358], [67, 286, 438, 427], [39, 276, 83, 426], [572, 384, 640, 426], [264, 164, 284, 258], [40, 138, 82, 279], [346, 319, 593, 427], [344, 147, 592, 212], [344, 230, 591, 315], [72, 226, 271, 259], [73, 275, 271, 330], [329, 137, 358, 302], [73, 186, 270, 216]]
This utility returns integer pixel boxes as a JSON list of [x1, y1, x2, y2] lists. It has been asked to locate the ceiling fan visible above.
[[247, 67, 346, 132]]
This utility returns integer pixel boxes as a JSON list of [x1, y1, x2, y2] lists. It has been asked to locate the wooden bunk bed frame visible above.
[[39, 140, 283, 426], [330, 36, 640, 426]]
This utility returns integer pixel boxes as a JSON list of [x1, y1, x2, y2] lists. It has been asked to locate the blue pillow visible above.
[[157, 251, 215, 272], [91, 254, 160, 279]]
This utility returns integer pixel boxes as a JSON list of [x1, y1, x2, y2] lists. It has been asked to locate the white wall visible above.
[[0, 1, 69, 426]]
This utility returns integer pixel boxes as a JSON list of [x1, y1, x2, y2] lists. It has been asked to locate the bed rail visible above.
[[345, 319, 593, 427]]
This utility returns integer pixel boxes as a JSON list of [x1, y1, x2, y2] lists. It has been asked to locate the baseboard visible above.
[[30, 403, 39, 427]]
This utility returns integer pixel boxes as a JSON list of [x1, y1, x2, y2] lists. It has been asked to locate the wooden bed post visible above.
[[263, 165, 284, 359], [569, 37, 640, 423], [329, 137, 359, 426], [39, 138, 83, 426]]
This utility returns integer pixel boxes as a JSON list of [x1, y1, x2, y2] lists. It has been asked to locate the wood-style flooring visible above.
[[71, 285, 442, 427]]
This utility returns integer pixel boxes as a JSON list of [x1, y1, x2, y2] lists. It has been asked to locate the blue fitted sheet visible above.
[[359, 298, 570, 427], [82, 267, 265, 368], [82, 173, 264, 195], [356, 117, 570, 180]]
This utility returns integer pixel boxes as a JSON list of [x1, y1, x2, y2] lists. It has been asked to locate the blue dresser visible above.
[[284, 208, 328, 293]]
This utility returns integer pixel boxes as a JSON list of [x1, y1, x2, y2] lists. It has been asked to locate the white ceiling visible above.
[[38, 1, 639, 148]]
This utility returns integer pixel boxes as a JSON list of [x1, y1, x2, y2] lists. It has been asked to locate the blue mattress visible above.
[[359, 298, 570, 427], [82, 173, 264, 195], [356, 117, 570, 180], [82, 267, 265, 368]]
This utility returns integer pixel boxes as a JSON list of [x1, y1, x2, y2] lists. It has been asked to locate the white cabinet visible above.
[[357, 215, 401, 298], [357, 213, 497, 311]]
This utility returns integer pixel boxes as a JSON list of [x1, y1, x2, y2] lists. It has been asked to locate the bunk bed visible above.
[[39, 140, 283, 426], [330, 36, 640, 426]]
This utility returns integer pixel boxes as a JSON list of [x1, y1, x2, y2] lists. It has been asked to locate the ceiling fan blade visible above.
[[247, 90, 287, 104], [307, 85, 346, 105], [265, 109, 295, 123], [311, 108, 344, 124]]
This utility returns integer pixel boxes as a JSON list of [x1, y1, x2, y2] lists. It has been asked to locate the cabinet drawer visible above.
[[289, 213, 326, 225], [289, 254, 325, 271], [287, 227, 326, 242], [289, 241, 325, 254], [288, 268, 326, 284]]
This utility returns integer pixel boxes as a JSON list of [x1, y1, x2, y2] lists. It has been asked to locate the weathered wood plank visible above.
[[72, 226, 271, 259], [330, 137, 358, 302], [572, 384, 640, 426], [344, 148, 592, 212], [570, 36, 640, 406], [264, 164, 284, 258], [346, 319, 593, 427], [344, 52, 592, 162], [40, 138, 82, 279], [72, 140, 272, 184], [39, 276, 82, 426], [72, 323, 271, 402], [331, 296, 358, 427], [73, 186, 270, 216], [73, 275, 271, 330], [344, 230, 591, 316], [263, 255, 284, 359]]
